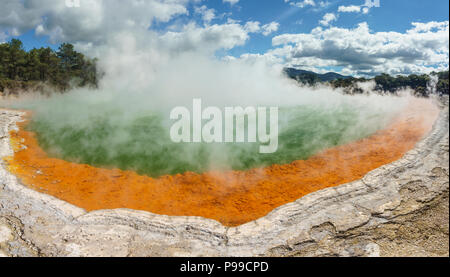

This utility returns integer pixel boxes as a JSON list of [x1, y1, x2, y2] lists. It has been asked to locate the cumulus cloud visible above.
[[285, 0, 330, 13], [0, 0, 47, 38], [223, 0, 240, 5], [243, 21, 279, 36], [262, 22, 280, 36], [364, 0, 380, 8], [319, 13, 337, 26], [285, 0, 316, 8], [270, 21, 449, 76], [159, 22, 252, 54], [244, 21, 261, 33], [409, 21, 449, 33], [337, 0, 380, 14], [338, 5, 362, 13], [1, 0, 282, 60], [1, 0, 190, 45], [194, 5, 216, 24]]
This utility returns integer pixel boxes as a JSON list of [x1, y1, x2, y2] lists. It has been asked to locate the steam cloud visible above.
[[3, 9, 414, 177]]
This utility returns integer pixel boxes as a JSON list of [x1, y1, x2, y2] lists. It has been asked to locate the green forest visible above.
[[0, 39, 98, 95], [285, 68, 449, 96], [329, 72, 449, 96]]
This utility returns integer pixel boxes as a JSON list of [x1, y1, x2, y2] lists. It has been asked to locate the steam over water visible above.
[[22, 101, 397, 177], [6, 36, 412, 177], [11, 66, 409, 177]]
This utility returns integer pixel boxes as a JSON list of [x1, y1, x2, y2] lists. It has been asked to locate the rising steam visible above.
[[4, 30, 413, 177]]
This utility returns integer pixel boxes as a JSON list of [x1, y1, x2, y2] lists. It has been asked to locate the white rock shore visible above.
[[0, 97, 448, 257]]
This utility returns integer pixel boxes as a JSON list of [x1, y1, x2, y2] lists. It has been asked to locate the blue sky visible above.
[[1, 0, 449, 76]]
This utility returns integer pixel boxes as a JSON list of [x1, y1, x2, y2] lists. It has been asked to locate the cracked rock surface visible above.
[[0, 97, 448, 257]]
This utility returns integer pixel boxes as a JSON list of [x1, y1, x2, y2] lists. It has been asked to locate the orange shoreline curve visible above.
[[4, 98, 439, 227]]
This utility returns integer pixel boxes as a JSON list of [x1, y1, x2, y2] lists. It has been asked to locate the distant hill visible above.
[[284, 68, 352, 82], [284, 67, 449, 96]]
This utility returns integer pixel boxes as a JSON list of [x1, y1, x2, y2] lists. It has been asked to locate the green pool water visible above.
[[26, 103, 391, 177]]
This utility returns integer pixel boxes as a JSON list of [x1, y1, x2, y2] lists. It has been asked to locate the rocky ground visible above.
[[0, 97, 448, 257]]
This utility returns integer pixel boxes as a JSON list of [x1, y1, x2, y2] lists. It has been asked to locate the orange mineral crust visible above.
[[4, 98, 439, 227]]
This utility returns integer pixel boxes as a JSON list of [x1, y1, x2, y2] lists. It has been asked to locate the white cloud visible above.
[[283, 0, 328, 13], [319, 13, 337, 26], [270, 21, 449, 76], [337, 0, 380, 15], [364, 0, 380, 8], [262, 22, 280, 36], [361, 0, 380, 14], [159, 22, 252, 54], [223, 0, 240, 5], [237, 53, 284, 66], [243, 21, 279, 36], [286, 0, 316, 8], [0, 0, 47, 38], [194, 5, 216, 24], [0, 0, 190, 44], [408, 21, 449, 33], [244, 21, 261, 33], [338, 5, 361, 13], [0, 0, 280, 59]]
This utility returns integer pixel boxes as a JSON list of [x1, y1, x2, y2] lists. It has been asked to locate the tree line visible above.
[[329, 72, 449, 96], [0, 39, 98, 95], [330, 71, 449, 97], [373, 72, 449, 96], [287, 67, 449, 96]]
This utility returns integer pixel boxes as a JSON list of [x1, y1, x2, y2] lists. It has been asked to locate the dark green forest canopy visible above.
[[0, 39, 98, 94]]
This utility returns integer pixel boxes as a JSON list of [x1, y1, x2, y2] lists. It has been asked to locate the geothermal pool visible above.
[[4, 97, 439, 227]]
